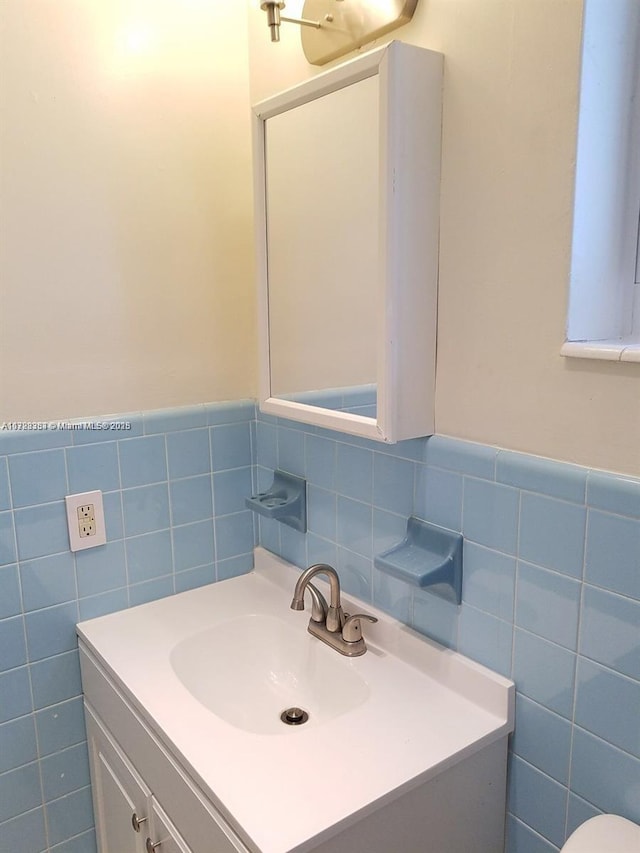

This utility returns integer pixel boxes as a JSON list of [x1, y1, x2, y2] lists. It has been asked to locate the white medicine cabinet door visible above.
[[252, 40, 443, 443]]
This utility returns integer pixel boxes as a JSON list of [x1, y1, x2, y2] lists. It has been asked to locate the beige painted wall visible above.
[[0, 0, 256, 420], [248, 0, 640, 476], [2, 1, 639, 474]]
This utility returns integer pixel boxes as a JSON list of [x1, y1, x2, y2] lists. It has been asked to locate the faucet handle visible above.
[[342, 613, 378, 643]]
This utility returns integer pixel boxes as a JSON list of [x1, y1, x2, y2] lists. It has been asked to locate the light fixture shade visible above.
[[258, 1, 420, 65], [301, 0, 419, 65]]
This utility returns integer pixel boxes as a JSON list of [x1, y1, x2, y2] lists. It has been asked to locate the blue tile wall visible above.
[[0, 401, 256, 853], [2, 400, 638, 853], [255, 414, 640, 852]]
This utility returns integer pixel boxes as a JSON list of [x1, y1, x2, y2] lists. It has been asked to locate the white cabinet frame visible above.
[[252, 41, 443, 443]]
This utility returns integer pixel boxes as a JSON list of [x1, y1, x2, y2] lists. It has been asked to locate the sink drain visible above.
[[280, 707, 309, 726]]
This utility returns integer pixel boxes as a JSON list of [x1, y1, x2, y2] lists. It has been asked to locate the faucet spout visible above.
[[290, 563, 345, 632]]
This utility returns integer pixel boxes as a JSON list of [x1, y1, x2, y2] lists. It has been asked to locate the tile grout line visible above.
[[162, 434, 178, 596], [563, 501, 593, 841]]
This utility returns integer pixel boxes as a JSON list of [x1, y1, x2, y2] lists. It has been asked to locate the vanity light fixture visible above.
[[258, 0, 419, 65]]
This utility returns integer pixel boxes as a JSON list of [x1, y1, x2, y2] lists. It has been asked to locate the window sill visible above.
[[561, 341, 640, 363]]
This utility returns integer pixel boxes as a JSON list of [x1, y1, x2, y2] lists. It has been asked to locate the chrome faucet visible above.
[[290, 563, 377, 656], [291, 563, 345, 631]]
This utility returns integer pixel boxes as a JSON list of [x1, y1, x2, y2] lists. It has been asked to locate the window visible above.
[[563, 0, 640, 362]]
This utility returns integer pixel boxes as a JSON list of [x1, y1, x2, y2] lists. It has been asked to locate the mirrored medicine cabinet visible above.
[[252, 40, 443, 442]]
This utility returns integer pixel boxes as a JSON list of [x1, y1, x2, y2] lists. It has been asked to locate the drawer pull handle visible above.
[[146, 839, 161, 852], [131, 813, 148, 832]]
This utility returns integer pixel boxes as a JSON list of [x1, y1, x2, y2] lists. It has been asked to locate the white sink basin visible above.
[[170, 613, 370, 734], [77, 547, 514, 853]]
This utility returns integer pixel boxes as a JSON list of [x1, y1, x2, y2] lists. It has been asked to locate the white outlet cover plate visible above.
[[65, 490, 107, 552]]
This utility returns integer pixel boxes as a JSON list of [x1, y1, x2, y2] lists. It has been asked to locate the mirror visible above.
[[252, 41, 443, 442], [266, 74, 379, 417]]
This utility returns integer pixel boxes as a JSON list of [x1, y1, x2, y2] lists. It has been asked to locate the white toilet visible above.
[[561, 814, 640, 852]]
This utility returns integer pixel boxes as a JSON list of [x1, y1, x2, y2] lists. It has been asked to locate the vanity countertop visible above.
[[77, 547, 514, 853]]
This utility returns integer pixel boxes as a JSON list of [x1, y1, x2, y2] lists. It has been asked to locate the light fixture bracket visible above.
[[260, 0, 420, 65]]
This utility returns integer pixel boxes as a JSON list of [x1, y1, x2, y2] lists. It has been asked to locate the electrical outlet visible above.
[[77, 504, 96, 538], [66, 490, 106, 552], [79, 518, 96, 538]]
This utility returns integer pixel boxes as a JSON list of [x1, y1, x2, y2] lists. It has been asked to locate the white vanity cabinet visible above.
[[80, 645, 251, 853], [86, 706, 194, 853], [86, 707, 150, 853]]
